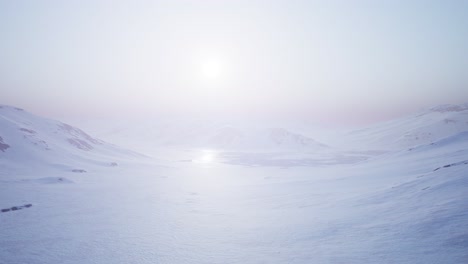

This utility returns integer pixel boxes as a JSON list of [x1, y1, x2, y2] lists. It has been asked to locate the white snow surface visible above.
[[0, 105, 142, 173], [1, 104, 468, 264], [344, 103, 468, 150]]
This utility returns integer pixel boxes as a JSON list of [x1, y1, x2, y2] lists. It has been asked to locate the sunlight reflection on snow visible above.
[[193, 149, 217, 164]]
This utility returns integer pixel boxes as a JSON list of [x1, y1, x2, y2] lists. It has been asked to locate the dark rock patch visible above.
[[34, 177, 74, 184], [19, 128, 37, 134], [0, 136, 10, 152], [433, 160, 468, 171], [67, 138, 94, 151], [1, 204, 32, 213], [60, 123, 102, 144]]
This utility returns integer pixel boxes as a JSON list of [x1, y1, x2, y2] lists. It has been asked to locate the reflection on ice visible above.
[[187, 148, 383, 168], [193, 149, 217, 164]]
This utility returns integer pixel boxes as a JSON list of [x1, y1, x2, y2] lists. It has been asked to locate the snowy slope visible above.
[[0, 105, 142, 172], [346, 103, 468, 150]]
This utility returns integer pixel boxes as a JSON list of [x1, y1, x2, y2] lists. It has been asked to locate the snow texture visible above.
[[1, 103, 468, 264]]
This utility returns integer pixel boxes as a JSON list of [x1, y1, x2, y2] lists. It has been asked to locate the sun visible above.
[[200, 59, 222, 80]]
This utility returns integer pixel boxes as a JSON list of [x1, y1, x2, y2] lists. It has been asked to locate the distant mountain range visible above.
[[86, 119, 330, 153], [2, 103, 468, 169]]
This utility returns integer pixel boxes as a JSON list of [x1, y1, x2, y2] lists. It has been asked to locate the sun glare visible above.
[[200, 152, 215, 163], [200, 60, 222, 80], [194, 149, 217, 164]]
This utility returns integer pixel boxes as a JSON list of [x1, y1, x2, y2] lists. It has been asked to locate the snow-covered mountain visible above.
[[0, 105, 141, 172], [346, 103, 468, 150], [85, 119, 329, 154], [190, 126, 328, 150]]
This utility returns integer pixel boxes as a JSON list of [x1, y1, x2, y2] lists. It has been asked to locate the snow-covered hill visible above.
[[0, 105, 141, 172], [198, 126, 328, 150], [346, 103, 468, 150], [85, 119, 329, 154]]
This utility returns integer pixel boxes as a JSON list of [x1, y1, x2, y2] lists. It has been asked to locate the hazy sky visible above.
[[1, 0, 468, 124]]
